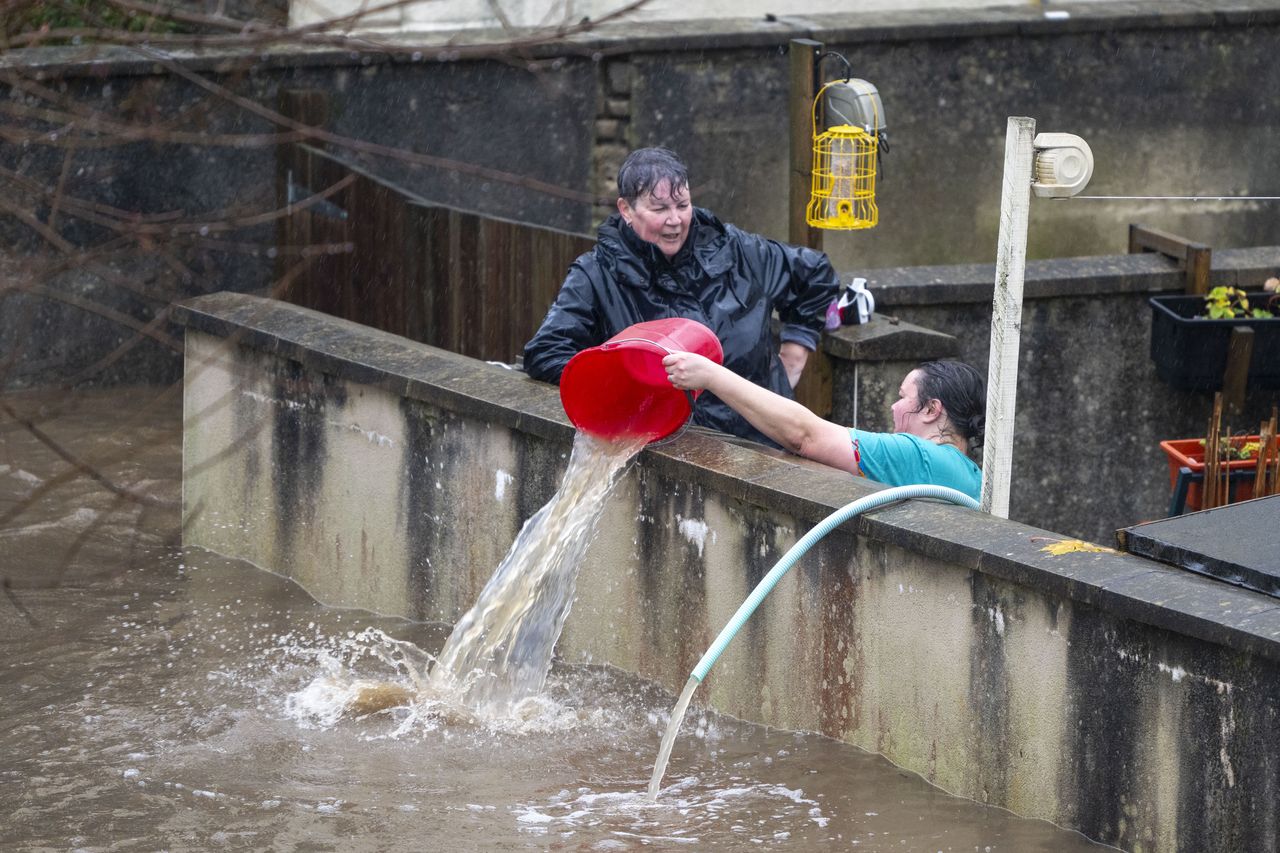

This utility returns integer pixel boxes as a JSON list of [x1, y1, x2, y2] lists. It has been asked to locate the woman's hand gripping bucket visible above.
[[559, 319, 724, 442]]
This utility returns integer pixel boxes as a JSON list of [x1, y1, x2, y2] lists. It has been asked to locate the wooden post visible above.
[[1187, 245, 1212, 296], [788, 39, 833, 417], [1127, 223, 1212, 295], [981, 116, 1036, 519], [1222, 326, 1255, 416], [789, 39, 823, 252], [278, 89, 329, 141], [275, 90, 331, 295]]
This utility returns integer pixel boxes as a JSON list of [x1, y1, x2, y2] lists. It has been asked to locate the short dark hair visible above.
[[616, 147, 689, 204], [915, 360, 986, 451]]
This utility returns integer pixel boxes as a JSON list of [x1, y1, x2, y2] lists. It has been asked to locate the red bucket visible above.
[[559, 318, 723, 442]]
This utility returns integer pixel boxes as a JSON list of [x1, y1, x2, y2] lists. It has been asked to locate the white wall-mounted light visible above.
[[1031, 132, 1094, 198]]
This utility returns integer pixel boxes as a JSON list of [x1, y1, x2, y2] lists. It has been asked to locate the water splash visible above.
[[281, 433, 643, 726], [514, 775, 831, 845], [430, 432, 645, 710], [280, 627, 441, 730]]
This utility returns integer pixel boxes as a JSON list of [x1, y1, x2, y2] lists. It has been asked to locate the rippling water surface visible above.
[[0, 389, 1111, 851]]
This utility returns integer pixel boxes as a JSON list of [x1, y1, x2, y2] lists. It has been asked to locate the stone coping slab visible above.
[[1119, 496, 1280, 598], [866, 247, 1280, 307], [174, 290, 1280, 662], [7, 1, 1280, 79], [822, 316, 959, 362]]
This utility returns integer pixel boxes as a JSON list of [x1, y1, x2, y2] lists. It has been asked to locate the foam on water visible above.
[[512, 774, 832, 846]]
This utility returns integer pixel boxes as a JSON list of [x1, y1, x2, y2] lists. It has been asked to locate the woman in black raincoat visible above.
[[523, 147, 839, 445]]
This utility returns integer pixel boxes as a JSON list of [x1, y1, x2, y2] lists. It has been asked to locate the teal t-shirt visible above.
[[848, 429, 982, 501]]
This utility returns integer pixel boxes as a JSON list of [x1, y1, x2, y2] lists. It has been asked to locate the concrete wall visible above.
[[624, 7, 1280, 271], [177, 291, 1280, 853], [0, 42, 593, 389], [827, 246, 1280, 544], [8, 3, 1280, 256]]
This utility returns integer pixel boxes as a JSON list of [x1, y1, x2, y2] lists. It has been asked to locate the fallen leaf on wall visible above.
[[1033, 537, 1119, 556]]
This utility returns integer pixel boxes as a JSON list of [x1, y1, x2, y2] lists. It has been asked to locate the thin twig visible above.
[[2, 578, 40, 628]]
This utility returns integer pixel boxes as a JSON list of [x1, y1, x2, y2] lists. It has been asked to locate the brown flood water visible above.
[[0, 388, 1115, 852]]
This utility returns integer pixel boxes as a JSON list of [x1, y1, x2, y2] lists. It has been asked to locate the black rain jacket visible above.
[[523, 208, 839, 444]]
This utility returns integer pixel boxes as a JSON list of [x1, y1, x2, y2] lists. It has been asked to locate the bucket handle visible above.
[[598, 337, 698, 420], [599, 337, 675, 354]]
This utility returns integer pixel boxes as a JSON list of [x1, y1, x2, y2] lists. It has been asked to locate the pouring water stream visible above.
[[429, 431, 647, 710]]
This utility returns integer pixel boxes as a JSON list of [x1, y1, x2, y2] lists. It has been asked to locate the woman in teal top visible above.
[[662, 355, 985, 501]]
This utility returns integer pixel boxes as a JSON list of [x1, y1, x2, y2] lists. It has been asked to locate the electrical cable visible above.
[[1066, 195, 1280, 201]]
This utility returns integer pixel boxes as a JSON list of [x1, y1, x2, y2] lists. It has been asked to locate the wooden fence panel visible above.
[[454, 209, 483, 359], [402, 204, 432, 344], [275, 143, 592, 365], [476, 215, 504, 360], [288, 148, 353, 321], [351, 175, 410, 339], [507, 224, 535, 361], [339, 171, 364, 324], [420, 205, 451, 351]]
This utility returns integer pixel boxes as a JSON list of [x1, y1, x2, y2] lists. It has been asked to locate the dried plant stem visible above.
[[1265, 407, 1280, 498], [1203, 394, 1222, 510]]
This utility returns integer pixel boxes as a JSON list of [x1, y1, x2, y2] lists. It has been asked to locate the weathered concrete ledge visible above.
[[866, 247, 1280, 306], [177, 292, 1280, 853]]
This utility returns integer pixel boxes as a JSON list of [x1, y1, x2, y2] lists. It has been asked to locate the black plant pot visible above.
[[1149, 292, 1280, 390]]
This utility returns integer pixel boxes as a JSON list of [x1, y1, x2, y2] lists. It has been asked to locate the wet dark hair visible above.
[[914, 360, 986, 451], [616, 147, 689, 205]]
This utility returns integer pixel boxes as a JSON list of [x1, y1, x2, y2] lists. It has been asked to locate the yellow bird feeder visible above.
[[806, 77, 884, 231]]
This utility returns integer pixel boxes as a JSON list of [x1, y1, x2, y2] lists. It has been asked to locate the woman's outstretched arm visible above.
[[664, 351, 858, 473]]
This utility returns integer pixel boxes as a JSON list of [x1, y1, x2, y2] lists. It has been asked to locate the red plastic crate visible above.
[[1160, 435, 1275, 512]]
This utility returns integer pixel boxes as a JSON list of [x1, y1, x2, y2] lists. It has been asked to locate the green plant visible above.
[[1202, 286, 1278, 320], [1197, 437, 1261, 461]]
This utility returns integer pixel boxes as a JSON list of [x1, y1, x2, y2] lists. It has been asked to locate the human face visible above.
[[890, 370, 935, 438], [618, 179, 693, 259]]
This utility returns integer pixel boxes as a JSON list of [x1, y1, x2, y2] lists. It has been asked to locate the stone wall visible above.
[[622, 7, 1280, 272], [8, 2, 1280, 259], [839, 247, 1280, 543], [177, 290, 1280, 853]]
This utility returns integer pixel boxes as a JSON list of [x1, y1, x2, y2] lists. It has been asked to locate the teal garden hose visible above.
[[647, 483, 980, 799]]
